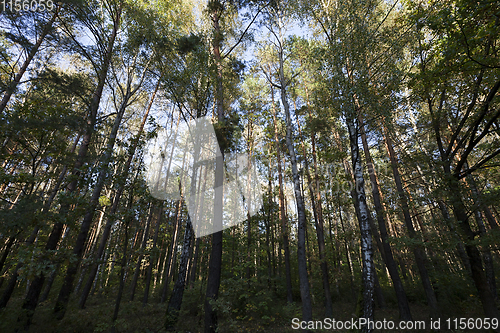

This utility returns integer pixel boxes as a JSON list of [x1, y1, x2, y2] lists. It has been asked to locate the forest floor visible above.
[[1, 291, 483, 333]]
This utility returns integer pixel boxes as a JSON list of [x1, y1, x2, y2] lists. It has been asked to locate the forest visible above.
[[0, 0, 499, 332]]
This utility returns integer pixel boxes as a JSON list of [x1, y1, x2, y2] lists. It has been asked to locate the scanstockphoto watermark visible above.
[[291, 318, 427, 331], [291, 317, 499, 331]]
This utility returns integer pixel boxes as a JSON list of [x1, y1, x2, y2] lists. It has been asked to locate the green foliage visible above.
[[212, 277, 299, 332], [98, 195, 111, 207]]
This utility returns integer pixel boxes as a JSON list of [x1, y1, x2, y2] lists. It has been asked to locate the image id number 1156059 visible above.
[[1, 0, 54, 12], [446, 318, 498, 330]]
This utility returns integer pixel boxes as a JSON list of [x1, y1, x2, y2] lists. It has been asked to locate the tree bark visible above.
[[270, 84, 293, 303], [384, 127, 439, 317], [143, 203, 164, 305], [19, 5, 120, 327], [204, 4, 224, 332], [166, 215, 193, 330], [54, 80, 129, 319], [346, 115, 374, 331], [130, 203, 154, 301], [359, 115, 412, 321], [276, 24, 312, 323], [161, 200, 182, 303]]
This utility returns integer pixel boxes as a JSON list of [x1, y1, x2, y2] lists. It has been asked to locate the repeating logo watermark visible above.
[[144, 116, 263, 238]]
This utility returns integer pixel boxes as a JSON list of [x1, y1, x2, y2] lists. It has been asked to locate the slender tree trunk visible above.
[[270, 82, 293, 304], [19, 6, 120, 327], [245, 118, 254, 280], [143, 203, 164, 305], [166, 214, 194, 330], [54, 84, 129, 319], [373, 267, 386, 309], [189, 238, 200, 289], [204, 5, 224, 332], [467, 171, 498, 301], [265, 173, 273, 284], [161, 200, 182, 303], [338, 204, 355, 298], [189, 166, 209, 289], [111, 191, 134, 332], [130, 203, 154, 301], [296, 118, 332, 316], [346, 114, 374, 331], [276, 25, 312, 323], [359, 115, 412, 320], [384, 127, 439, 317]]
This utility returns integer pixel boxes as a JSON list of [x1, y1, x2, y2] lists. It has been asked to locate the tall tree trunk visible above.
[[54, 84, 130, 319], [130, 203, 154, 301], [276, 23, 312, 323], [265, 172, 273, 284], [338, 203, 356, 298], [190, 166, 210, 289], [19, 5, 120, 328], [270, 80, 293, 304], [166, 215, 194, 330], [111, 190, 134, 331], [79, 81, 158, 308], [161, 200, 182, 303], [384, 127, 439, 317], [359, 115, 412, 321], [466, 171, 498, 301], [296, 118, 332, 316], [345, 115, 374, 330], [204, 4, 224, 332], [245, 117, 254, 280], [143, 203, 164, 305], [373, 267, 386, 309]]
